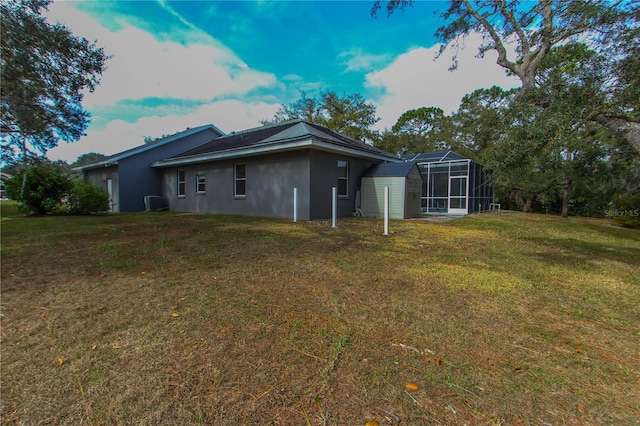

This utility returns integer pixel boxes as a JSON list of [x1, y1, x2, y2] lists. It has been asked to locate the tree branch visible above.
[[460, 0, 521, 78]]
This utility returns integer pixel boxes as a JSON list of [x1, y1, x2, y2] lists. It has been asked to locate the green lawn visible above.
[[1, 210, 639, 425]]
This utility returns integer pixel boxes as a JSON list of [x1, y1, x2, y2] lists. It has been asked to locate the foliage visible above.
[[372, 0, 640, 153], [0, 0, 108, 162], [376, 107, 451, 155], [66, 179, 109, 214], [1, 156, 71, 176], [4, 166, 72, 214], [262, 90, 381, 142], [71, 152, 107, 167], [611, 194, 640, 228]]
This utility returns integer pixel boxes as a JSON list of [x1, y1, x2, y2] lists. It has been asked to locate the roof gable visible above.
[[75, 124, 224, 171]]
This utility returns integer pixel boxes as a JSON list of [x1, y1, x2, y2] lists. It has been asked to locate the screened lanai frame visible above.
[[405, 152, 494, 215]]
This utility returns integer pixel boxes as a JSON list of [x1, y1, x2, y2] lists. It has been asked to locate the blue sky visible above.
[[46, 1, 519, 162]]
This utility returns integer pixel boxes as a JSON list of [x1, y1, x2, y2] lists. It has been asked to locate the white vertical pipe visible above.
[[332, 186, 337, 228], [384, 186, 389, 235], [293, 187, 298, 222]]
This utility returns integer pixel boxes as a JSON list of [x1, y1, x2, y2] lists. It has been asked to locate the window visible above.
[[177, 170, 186, 197], [234, 164, 246, 197], [337, 160, 348, 197], [195, 173, 206, 194]]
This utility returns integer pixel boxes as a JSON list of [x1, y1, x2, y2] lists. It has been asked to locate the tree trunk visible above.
[[562, 177, 570, 219], [510, 188, 525, 211], [523, 194, 537, 213]]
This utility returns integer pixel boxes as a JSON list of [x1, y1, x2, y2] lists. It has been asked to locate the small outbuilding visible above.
[[360, 162, 422, 219]]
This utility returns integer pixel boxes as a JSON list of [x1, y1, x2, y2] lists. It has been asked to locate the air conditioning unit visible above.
[[144, 195, 164, 212]]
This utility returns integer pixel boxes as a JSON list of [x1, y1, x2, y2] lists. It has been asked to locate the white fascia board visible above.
[[73, 160, 118, 172], [152, 138, 398, 168]]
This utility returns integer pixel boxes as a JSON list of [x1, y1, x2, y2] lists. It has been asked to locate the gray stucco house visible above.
[[77, 124, 224, 212], [77, 120, 493, 219], [151, 120, 398, 220]]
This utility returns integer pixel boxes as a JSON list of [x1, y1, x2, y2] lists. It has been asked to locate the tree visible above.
[[71, 152, 107, 167], [487, 44, 627, 217], [372, 0, 640, 153], [262, 90, 381, 142], [448, 86, 515, 160], [1, 0, 108, 162], [376, 107, 451, 155]]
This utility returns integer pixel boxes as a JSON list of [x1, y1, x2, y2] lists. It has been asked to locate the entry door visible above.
[[449, 176, 467, 214], [106, 178, 114, 212]]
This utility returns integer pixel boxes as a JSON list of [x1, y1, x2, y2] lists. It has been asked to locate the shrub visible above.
[[610, 194, 640, 229], [67, 179, 109, 214], [4, 167, 73, 214]]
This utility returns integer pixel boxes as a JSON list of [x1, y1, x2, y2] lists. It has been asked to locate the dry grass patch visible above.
[[1, 212, 639, 425]]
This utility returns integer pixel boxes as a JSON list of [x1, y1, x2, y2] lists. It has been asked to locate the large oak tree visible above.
[[372, 0, 640, 153], [1, 0, 108, 162]]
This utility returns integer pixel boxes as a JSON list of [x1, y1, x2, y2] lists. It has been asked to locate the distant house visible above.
[[0, 172, 12, 199], [403, 151, 493, 215], [75, 125, 224, 212], [77, 120, 493, 219]]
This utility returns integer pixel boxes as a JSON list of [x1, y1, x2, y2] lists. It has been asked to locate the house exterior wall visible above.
[[159, 149, 382, 220], [92, 129, 219, 212], [308, 150, 378, 220], [161, 150, 312, 219], [85, 166, 119, 212]]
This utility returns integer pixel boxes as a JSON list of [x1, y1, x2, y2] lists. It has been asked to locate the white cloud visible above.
[[366, 33, 520, 129], [46, 2, 279, 109], [43, 2, 284, 163], [338, 48, 391, 73], [48, 100, 281, 162]]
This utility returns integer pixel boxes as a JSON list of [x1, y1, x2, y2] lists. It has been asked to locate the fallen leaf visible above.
[[171, 312, 180, 317], [365, 421, 379, 426], [405, 383, 419, 391], [40, 311, 47, 319], [57, 357, 63, 366], [436, 357, 442, 366]]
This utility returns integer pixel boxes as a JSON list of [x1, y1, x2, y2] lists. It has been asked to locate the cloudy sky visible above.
[[45, 1, 519, 162]]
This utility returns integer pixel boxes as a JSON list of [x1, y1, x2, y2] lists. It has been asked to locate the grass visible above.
[[1, 208, 639, 425]]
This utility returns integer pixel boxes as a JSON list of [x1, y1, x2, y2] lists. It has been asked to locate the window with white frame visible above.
[[337, 160, 348, 197], [234, 163, 246, 197], [177, 170, 186, 197], [195, 173, 206, 194]]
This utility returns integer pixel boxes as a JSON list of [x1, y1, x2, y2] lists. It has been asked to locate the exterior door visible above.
[[449, 176, 467, 214], [106, 178, 114, 212]]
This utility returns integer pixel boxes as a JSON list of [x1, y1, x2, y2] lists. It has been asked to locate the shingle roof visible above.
[[362, 161, 419, 178], [75, 124, 224, 171], [400, 151, 467, 163], [153, 119, 398, 167]]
